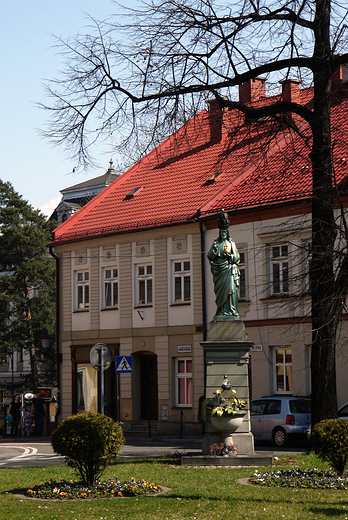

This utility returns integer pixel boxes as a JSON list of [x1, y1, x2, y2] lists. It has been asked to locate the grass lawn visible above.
[[1, 453, 348, 520]]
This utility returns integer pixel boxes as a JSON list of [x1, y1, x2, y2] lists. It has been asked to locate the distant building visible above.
[[51, 160, 119, 224]]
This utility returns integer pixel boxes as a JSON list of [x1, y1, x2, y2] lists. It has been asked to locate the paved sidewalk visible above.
[[0, 434, 307, 468], [0, 435, 203, 468]]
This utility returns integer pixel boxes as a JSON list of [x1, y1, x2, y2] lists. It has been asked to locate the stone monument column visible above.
[[201, 210, 254, 455]]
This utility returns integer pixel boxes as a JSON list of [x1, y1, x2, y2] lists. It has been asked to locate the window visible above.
[[175, 358, 192, 406], [250, 400, 266, 415], [274, 347, 292, 393], [270, 244, 289, 295], [172, 260, 191, 303], [264, 400, 281, 414], [76, 271, 90, 310], [303, 241, 312, 293], [103, 267, 118, 308], [239, 251, 246, 300], [136, 264, 153, 306]]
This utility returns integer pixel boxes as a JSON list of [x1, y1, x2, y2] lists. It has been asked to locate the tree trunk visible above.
[[310, 0, 338, 427]]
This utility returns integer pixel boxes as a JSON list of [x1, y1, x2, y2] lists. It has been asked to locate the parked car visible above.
[[250, 397, 311, 447], [338, 403, 348, 419]]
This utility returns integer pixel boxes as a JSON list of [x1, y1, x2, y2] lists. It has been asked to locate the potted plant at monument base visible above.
[[205, 386, 247, 434]]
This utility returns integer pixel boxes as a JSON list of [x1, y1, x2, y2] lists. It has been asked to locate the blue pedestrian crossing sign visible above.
[[116, 356, 133, 373]]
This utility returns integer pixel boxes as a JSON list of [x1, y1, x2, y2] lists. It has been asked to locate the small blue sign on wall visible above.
[[116, 356, 133, 373]]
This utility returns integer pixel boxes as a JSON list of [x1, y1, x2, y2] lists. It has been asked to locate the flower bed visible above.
[[250, 468, 348, 489], [25, 478, 162, 499]]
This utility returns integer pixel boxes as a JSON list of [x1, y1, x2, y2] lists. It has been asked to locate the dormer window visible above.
[[125, 186, 143, 199], [205, 171, 222, 185]]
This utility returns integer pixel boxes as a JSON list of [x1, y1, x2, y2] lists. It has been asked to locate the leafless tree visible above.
[[41, 0, 348, 426]]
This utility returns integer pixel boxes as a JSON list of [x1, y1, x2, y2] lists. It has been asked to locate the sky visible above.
[[1, 0, 135, 217]]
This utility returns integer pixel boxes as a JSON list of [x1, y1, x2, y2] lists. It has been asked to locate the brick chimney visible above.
[[239, 77, 266, 103], [280, 78, 301, 104], [333, 63, 348, 88], [208, 99, 223, 142]]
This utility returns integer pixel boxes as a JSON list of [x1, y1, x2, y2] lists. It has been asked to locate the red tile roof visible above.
[[52, 86, 348, 244]]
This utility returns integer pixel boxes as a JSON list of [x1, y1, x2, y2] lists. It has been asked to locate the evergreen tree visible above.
[[0, 180, 56, 393]]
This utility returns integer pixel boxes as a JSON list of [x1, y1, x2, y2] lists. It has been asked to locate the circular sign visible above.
[[24, 393, 34, 399], [89, 343, 112, 371]]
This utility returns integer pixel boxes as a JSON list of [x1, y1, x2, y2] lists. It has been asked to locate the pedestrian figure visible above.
[[31, 392, 46, 437], [8, 394, 22, 438]]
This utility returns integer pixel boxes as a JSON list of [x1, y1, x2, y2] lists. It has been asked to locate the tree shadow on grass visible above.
[[309, 506, 348, 517], [155, 492, 348, 509], [112, 457, 181, 466], [3, 487, 27, 496]]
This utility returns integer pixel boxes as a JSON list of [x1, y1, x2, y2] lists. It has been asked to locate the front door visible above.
[[140, 354, 158, 420]]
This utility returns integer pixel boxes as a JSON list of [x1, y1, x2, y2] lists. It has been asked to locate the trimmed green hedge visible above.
[[52, 412, 125, 485], [311, 418, 348, 475]]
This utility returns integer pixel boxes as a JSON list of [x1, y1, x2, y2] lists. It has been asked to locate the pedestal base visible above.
[[182, 452, 274, 467], [201, 318, 255, 456], [202, 432, 255, 455]]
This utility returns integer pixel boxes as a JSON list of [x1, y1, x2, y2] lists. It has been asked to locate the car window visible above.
[[339, 404, 348, 417], [264, 400, 281, 415], [289, 400, 311, 414], [250, 400, 266, 415]]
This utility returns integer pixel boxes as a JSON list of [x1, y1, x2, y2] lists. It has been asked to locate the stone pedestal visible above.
[[201, 318, 255, 455]]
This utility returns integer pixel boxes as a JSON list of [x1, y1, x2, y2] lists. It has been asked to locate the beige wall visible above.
[[55, 223, 204, 425]]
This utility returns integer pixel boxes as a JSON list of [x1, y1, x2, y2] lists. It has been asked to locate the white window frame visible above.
[[136, 264, 153, 306], [103, 267, 119, 309], [172, 259, 191, 304], [175, 358, 193, 407], [273, 347, 293, 394], [75, 270, 90, 310], [238, 249, 246, 300], [270, 244, 289, 295], [302, 241, 312, 293]]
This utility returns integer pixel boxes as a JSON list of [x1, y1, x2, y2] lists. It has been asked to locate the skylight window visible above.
[[206, 171, 223, 184], [125, 186, 143, 199]]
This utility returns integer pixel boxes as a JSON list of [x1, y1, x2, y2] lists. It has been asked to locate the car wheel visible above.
[[273, 427, 287, 447]]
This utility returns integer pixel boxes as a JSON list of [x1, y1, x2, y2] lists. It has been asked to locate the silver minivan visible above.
[[250, 397, 311, 446]]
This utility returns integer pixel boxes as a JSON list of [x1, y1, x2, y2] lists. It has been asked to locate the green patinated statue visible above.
[[207, 210, 240, 319]]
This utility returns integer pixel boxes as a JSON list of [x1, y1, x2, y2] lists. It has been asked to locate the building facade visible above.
[[55, 225, 204, 434], [51, 67, 348, 432]]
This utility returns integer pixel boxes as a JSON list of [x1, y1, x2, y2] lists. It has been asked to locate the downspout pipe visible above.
[[199, 218, 208, 429], [49, 245, 61, 421], [199, 219, 208, 342]]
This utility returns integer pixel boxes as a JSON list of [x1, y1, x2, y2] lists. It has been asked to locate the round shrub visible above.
[[311, 419, 348, 475], [52, 412, 125, 485]]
